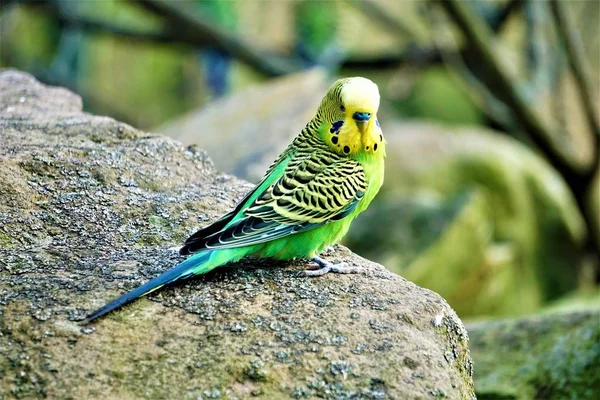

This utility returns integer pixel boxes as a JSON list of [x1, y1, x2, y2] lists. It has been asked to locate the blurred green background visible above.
[[1, 0, 599, 397]]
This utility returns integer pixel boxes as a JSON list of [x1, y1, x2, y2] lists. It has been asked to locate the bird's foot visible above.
[[302, 256, 364, 277]]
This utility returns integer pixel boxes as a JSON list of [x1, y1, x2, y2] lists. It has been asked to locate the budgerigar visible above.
[[86, 77, 385, 322]]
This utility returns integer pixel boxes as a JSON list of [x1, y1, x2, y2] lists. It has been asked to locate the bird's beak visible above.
[[352, 111, 371, 135], [355, 120, 368, 134]]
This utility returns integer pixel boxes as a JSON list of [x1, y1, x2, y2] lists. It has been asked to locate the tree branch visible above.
[[550, 0, 600, 144], [342, 46, 445, 69], [438, 0, 582, 177], [487, 0, 522, 32], [54, 11, 190, 45], [350, 0, 521, 40], [524, 0, 542, 81], [347, 0, 421, 39], [38, 0, 456, 75], [426, 4, 514, 128], [439, 0, 600, 265], [34, 0, 308, 76], [133, 0, 306, 76]]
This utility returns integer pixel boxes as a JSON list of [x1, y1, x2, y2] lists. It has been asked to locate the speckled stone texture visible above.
[[0, 70, 475, 400]]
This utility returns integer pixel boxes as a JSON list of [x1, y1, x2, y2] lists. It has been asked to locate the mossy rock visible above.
[[467, 309, 600, 399]]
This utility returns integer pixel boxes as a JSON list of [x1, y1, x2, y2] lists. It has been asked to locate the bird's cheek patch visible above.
[[363, 121, 384, 153], [330, 120, 343, 147], [331, 121, 361, 154], [330, 121, 344, 134]]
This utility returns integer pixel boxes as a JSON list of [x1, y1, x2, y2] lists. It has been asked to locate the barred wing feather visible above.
[[182, 157, 366, 252]]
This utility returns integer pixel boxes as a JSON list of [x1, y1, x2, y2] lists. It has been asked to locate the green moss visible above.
[[468, 310, 600, 400], [19, 159, 58, 177], [147, 215, 169, 228], [136, 178, 165, 193], [242, 359, 269, 382], [90, 167, 117, 185], [0, 232, 16, 248], [531, 320, 600, 399]]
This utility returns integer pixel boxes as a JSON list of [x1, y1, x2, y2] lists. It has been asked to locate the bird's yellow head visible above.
[[316, 77, 384, 156]]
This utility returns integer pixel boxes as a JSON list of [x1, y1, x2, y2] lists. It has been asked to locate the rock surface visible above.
[[0, 70, 474, 399], [468, 309, 600, 399]]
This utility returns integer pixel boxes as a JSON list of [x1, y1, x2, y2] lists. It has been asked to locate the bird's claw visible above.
[[301, 256, 364, 277], [304, 262, 322, 271]]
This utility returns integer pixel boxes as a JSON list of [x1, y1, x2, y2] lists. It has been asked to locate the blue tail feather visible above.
[[85, 251, 213, 323]]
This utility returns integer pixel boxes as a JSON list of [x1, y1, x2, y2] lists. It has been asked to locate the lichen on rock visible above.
[[0, 70, 475, 399]]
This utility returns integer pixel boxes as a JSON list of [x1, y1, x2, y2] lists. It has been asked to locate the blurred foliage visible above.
[[393, 66, 484, 126], [346, 125, 585, 317], [1, 6, 59, 68], [294, 0, 338, 64], [196, 0, 236, 97]]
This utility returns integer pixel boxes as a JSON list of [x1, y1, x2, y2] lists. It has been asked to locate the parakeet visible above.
[[86, 77, 385, 322]]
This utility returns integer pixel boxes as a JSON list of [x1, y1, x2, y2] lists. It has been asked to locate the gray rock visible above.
[[0, 70, 474, 399]]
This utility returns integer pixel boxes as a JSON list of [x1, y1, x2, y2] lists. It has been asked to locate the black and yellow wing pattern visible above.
[[180, 148, 367, 254]]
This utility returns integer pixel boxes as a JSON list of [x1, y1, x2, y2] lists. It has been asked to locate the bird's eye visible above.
[[340, 105, 345, 112]]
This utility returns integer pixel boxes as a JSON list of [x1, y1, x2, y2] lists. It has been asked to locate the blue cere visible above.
[[352, 112, 371, 122]]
